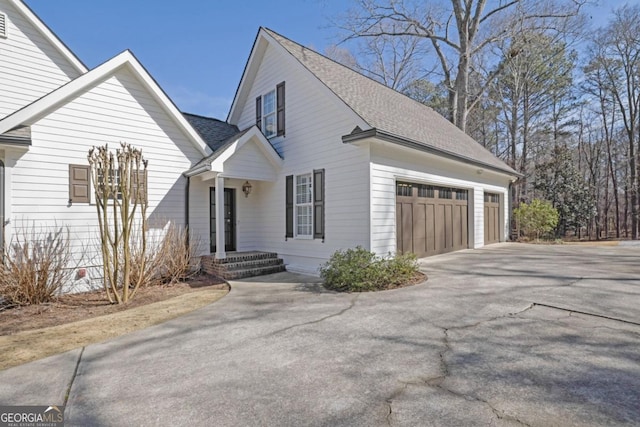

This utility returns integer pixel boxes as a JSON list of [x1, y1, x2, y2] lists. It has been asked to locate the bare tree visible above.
[[88, 143, 148, 304], [338, 0, 586, 132], [586, 5, 640, 239]]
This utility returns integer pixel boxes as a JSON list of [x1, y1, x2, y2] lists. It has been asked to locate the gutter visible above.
[[185, 175, 190, 246], [342, 128, 523, 179], [0, 136, 31, 147]]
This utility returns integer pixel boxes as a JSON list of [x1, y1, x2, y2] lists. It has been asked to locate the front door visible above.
[[210, 188, 236, 252]]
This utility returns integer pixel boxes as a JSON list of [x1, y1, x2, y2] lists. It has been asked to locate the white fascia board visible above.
[[0, 50, 211, 157], [10, 0, 87, 73], [227, 29, 267, 124]]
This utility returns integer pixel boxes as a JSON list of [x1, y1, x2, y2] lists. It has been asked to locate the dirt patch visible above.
[[0, 275, 229, 371]]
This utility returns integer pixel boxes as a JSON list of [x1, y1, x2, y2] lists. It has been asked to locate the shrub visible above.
[[130, 222, 201, 288], [514, 199, 559, 241], [320, 246, 419, 292], [0, 223, 77, 306]]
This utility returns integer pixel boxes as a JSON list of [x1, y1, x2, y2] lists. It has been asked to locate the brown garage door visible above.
[[396, 182, 468, 257], [484, 192, 500, 245]]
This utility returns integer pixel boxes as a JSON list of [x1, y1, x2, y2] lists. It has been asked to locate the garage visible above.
[[484, 192, 500, 244], [396, 181, 468, 257]]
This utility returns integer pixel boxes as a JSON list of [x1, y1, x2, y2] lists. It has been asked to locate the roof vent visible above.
[[0, 13, 7, 39]]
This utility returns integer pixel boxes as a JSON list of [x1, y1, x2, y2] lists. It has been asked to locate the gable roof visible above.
[[253, 27, 517, 177], [183, 113, 240, 152], [184, 125, 282, 178], [7, 0, 87, 74], [0, 50, 211, 156]]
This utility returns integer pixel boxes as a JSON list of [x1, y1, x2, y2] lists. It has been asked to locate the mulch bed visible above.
[[0, 274, 227, 336]]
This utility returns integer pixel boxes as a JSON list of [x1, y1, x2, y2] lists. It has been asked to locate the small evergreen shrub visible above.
[[514, 199, 559, 241], [320, 246, 420, 292]]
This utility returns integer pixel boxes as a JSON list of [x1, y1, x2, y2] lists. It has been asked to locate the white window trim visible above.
[[294, 173, 313, 239], [262, 89, 276, 138]]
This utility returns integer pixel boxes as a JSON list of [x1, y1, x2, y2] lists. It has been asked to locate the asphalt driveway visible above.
[[1, 243, 639, 426]]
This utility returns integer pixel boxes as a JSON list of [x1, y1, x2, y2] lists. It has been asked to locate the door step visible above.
[[201, 252, 286, 280]]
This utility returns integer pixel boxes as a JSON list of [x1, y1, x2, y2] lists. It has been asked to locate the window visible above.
[[418, 185, 435, 198], [256, 81, 286, 138], [437, 187, 452, 199], [484, 193, 499, 203], [263, 90, 276, 138], [455, 190, 468, 201], [396, 182, 412, 197], [295, 174, 313, 237], [97, 168, 122, 200], [286, 170, 324, 240]]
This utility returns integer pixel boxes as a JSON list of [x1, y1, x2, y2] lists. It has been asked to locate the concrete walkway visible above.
[[1, 243, 639, 426]]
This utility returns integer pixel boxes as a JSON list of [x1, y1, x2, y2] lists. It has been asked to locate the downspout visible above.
[[508, 180, 514, 241], [185, 175, 190, 247]]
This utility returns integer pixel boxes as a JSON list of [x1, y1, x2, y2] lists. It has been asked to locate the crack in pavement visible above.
[[63, 346, 84, 417], [268, 294, 360, 336], [532, 303, 640, 326], [386, 304, 536, 426]]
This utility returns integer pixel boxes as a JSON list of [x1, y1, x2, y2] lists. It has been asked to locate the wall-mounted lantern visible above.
[[242, 181, 252, 198]]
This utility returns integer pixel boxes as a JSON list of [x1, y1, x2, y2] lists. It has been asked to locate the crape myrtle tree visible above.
[[88, 143, 148, 304]]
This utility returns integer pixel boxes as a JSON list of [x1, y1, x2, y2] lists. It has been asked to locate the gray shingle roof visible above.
[[263, 28, 517, 176], [183, 113, 239, 152]]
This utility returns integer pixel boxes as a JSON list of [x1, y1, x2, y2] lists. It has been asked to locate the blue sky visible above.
[[25, 0, 630, 120]]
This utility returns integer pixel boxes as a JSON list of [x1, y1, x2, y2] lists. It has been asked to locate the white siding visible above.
[[231, 43, 371, 274], [370, 141, 512, 256], [6, 68, 203, 291], [0, 0, 80, 119]]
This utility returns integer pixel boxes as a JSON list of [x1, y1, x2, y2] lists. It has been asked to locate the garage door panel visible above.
[[402, 202, 413, 253], [397, 182, 469, 257], [413, 203, 427, 257], [426, 203, 435, 253], [484, 193, 500, 245], [436, 204, 446, 254]]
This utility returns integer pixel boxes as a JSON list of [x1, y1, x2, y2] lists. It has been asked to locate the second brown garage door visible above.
[[484, 192, 500, 244], [396, 181, 468, 257]]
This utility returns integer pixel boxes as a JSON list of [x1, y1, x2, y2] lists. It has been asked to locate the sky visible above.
[[24, 0, 631, 121]]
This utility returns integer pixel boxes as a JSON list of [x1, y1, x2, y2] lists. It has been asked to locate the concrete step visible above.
[[209, 252, 278, 264], [201, 252, 286, 279], [211, 258, 284, 272], [221, 264, 287, 280]]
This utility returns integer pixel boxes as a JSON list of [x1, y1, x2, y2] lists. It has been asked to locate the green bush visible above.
[[514, 199, 559, 241], [320, 246, 420, 292]]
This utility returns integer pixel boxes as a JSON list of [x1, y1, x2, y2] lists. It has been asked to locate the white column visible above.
[[215, 174, 226, 259]]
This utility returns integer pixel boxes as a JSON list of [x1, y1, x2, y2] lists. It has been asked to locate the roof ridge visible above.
[[182, 112, 228, 123], [262, 27, 443, 118]]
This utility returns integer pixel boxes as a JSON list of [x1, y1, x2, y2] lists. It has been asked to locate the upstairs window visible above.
[[263, 90, 276, 137], [256, 81, 285, 138]]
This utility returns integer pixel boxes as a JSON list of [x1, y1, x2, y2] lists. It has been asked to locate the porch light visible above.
[[242, 181, 252, 198]]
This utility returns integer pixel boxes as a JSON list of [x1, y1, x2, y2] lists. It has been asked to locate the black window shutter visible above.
[[69, 164, 90, 203], [313, 169, 325, 240], [255, 96, 262, 130], [276, 81, 285, 136], [285, 175, 293, 239]]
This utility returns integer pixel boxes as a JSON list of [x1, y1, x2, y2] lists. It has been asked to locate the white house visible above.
[[0, 0, 518, 287]]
